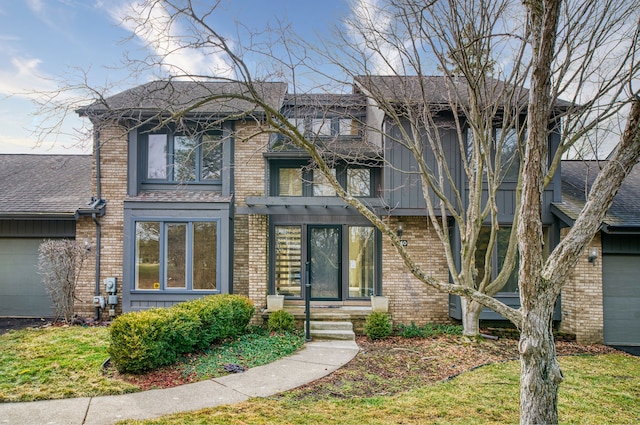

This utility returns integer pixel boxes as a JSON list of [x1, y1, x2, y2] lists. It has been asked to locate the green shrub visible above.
[[396, 321, 427, 338], [267, 310, 296, 332], [108, 295, 254, 374], [364, 312, 392, 340], [395, 322, 464, 338], [175, 294, 255, 350]]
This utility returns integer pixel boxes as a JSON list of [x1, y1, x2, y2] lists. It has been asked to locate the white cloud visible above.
[[104, 1, 234, 79], [0, 56, 57, 98], [26, 0, 44, 14], [346, 0, 404, 75]]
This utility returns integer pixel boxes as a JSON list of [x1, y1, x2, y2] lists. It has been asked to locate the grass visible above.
[[0, 326, 138, 402], [118, 353, 640, 425], [0, 325, 304, 402]]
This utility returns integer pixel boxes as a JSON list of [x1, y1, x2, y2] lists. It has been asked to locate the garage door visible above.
[[0, 239, 53, 317], [602, 255, 640, 346]]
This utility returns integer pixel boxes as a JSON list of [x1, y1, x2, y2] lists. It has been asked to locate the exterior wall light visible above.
[[84, 238, 92, 252], [587, 248, 598, 264], [397, 224, 403, 238]]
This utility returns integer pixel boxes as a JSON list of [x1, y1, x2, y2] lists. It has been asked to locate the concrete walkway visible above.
[[0, 340, 359, 425]]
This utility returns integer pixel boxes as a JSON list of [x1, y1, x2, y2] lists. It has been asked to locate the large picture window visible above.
[[135, 220, 218, 291], [144, 130, 223, 183]]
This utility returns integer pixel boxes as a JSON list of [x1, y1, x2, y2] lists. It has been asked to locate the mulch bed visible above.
[[110, 331, 618, 395], [285, 334, 617, 400]]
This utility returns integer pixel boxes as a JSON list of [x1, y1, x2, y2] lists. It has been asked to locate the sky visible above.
[[0, 0, 352, 155]]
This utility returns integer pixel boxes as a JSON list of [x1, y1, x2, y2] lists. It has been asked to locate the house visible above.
[[0, 154, 92, 317], [5, 77, 632, 346], [553, 160, 640, 346]]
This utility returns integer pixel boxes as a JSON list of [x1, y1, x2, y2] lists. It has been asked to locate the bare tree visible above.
[[38, 240, 90, 323], [64, 0, 639, 423]]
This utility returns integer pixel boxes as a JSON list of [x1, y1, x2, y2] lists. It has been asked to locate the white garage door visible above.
[[0, 239, 53, 317], [602, 255, 640, 346]]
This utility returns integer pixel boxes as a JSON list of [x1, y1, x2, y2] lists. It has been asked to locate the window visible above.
[[465, 127, 521, 181], [290, 117, 362, 138], [475, 227, 518, 292], [311, 118, 332, 136], [278, 168, 303, 196], [272, 161, 378, 197], [348, 226, 375, 297], [135, 220, 218, 291], [313, 169, 337, 196], [144, 130, 223, 183], [347, 168, 371, 197], [496, 128, 520, 181], [474, 226, 548, 293], [274, 226, 301, 297]]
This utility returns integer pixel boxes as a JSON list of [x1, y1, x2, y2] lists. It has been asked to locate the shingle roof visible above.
[[0, 154, 92, 217], [354, 75, 572, 111], [553, 160, 640, 231], [78, 80, 288, 119], [283, 93, 367, 109], [125, 190, 232, 203]]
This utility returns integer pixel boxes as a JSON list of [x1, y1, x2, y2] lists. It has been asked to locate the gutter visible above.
[[75, 130, 106, 320]]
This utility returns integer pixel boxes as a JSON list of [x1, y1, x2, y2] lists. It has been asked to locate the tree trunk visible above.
[[519, 290, 563, 424], [461, 297, 483, 336]]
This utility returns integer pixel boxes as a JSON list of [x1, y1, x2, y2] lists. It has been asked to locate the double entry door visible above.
[[274, 224, 375, 301]]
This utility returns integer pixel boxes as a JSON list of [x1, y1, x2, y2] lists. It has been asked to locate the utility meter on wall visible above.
[[105, 277, 117, 293]]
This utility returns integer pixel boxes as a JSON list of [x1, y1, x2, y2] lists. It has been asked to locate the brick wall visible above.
[[74, 123, 129, 318], [232, 121, 269, 317], [382, 216, 452, 325], [559, 230, 603, 344]]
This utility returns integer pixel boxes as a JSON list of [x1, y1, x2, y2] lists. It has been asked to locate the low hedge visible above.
[[108, 295, 254, 374]]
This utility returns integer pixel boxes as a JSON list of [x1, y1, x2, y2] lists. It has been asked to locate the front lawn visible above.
[[0, 325, 304, 402], [118, 352, 639, 425], [0, 326, 138, 402]]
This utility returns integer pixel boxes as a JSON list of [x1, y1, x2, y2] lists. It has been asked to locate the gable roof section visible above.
[[0, 154, 92, 218], [552, 160, 640, 233], [354, 75, 572, 111], [78, 80, 288, 119]]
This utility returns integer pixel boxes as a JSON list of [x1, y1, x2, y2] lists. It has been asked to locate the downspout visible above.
[[94, 130, 102, 320]]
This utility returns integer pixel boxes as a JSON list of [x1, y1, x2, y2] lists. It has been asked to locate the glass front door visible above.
[[308, 226, 341, 300]]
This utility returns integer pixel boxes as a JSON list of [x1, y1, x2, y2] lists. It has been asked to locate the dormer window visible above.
[[144, 130, 223, 183]]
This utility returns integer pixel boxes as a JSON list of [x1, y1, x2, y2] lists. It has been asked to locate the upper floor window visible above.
[[144, 130, 223, 183], [270, 116, 364, 151], [271, 160, 378, 197], [465, 126, 521, 182]]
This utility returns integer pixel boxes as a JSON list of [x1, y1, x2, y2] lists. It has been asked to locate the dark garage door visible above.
[[602, 255, 640, 346], [0, 238, 53, 318]]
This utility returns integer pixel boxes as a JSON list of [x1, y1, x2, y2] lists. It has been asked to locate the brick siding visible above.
[[382, 216, 452, 325], [75, 123, 129, 318], [558, 230, 604, 344], [232, 121, 269, 319]]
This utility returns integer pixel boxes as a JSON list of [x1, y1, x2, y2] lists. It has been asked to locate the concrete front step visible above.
[[310, 320, 353, 331], [309, 329, 356, 341], [308, 321, 355, 340]]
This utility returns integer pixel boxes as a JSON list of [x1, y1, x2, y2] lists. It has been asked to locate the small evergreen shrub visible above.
[[267, 310, 296, 332], [364, 312, 392, 340], [108, 295, 254, 374], [396, 321, 427, 338], [395, 322, 464, 338]]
